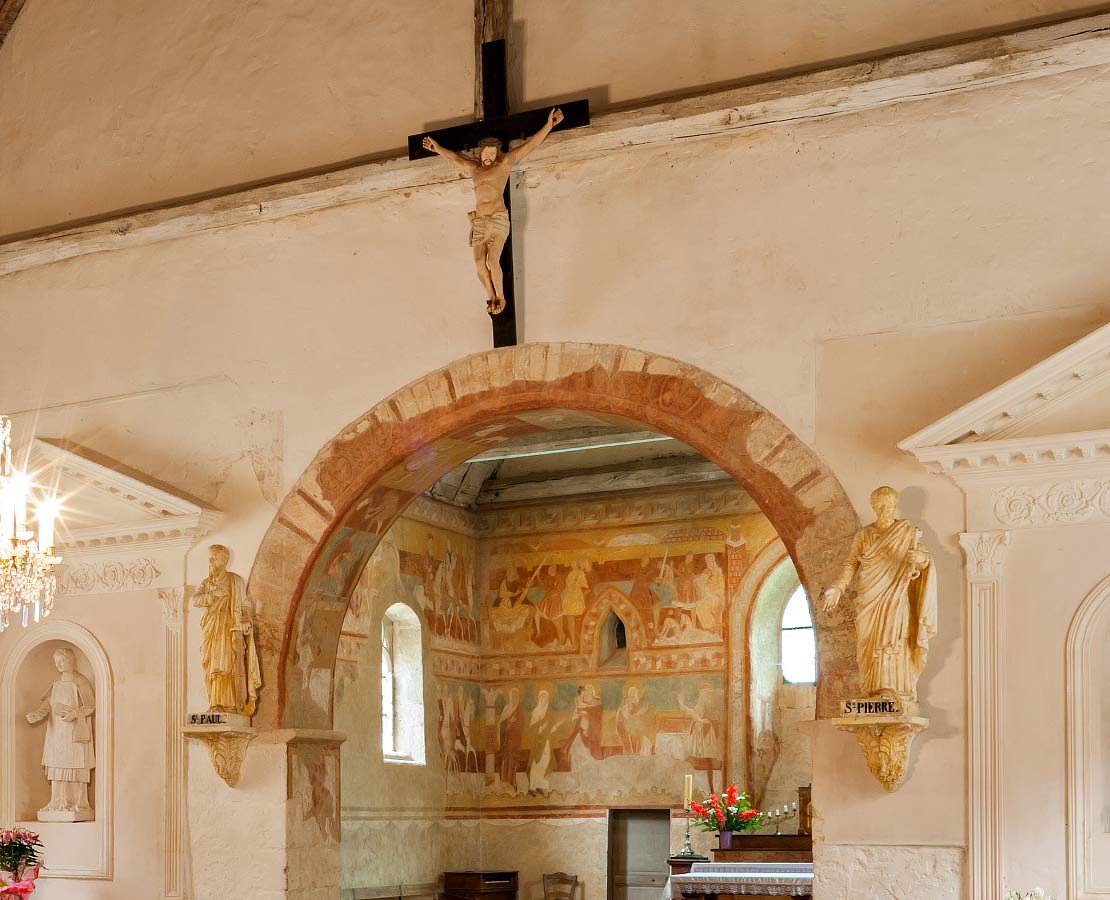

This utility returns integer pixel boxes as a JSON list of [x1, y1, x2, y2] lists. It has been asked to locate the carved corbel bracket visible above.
[[183, 724, 257, 787], [832, 714, 929, 792]]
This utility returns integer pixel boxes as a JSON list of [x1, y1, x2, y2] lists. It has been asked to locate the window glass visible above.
[[781, 586, 816, 684]]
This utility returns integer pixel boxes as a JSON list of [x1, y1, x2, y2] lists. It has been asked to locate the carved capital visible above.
[[184, 726, 256, 788], [159, 587, 184, 628], [959, 531, 1011, 579], [833, 716, 929, 792]]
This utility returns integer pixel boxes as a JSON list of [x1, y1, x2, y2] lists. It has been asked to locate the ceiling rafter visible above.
[[0, 0, 29, 54]]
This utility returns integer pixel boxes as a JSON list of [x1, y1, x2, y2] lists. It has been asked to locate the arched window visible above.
[[381, 603, 426, 764], [781, 586, 816, 684]]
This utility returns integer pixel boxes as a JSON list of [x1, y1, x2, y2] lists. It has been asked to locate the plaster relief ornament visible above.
[[421, 107, 563, 315], [25, 647, 95, 822], [824, 486, 936, 792], [822, 485, 937, 706], [194, 544, 262, 719]]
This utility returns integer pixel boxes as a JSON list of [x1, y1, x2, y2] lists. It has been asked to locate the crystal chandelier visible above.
[[0, 416, 61, 632]]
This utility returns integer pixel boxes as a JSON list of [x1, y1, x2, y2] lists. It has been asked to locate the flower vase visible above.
[[718, 829, 734, 850]]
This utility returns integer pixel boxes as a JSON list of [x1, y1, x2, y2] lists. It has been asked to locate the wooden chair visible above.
[[542, 873, 577, 900]]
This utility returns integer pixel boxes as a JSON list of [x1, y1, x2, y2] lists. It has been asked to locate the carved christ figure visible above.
[[25, 647, 95, 815], [823, 486, 938, 703], [422, 107, 564, 314], [194, 544, 263, 717]]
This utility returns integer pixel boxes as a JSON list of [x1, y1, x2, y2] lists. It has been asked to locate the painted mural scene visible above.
[[2, 3, 1109, 900]]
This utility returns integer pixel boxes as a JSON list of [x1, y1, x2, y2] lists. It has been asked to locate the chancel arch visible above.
[[249, 343, 859, 735]]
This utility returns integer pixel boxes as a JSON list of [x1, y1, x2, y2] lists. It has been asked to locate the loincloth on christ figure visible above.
[[468, 210, 510, 247]]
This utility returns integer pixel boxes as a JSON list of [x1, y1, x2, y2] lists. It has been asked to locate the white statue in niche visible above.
[[25, 647, 95, 822], [823, 485, 937, 705], [194, 544, 262, 719]]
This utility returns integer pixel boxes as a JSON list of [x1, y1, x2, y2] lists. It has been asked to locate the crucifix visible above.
[[408, 28, 589, 347]]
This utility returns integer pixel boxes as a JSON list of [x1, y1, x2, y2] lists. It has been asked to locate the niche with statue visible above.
[[0, 621, 113, 878]]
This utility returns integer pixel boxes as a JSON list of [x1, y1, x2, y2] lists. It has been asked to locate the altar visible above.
[[665, 862, 813, 900]]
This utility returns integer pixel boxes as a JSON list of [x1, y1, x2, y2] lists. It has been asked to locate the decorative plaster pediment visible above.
[[26, 438, 222, 555], [899, 324, 1110, 483]]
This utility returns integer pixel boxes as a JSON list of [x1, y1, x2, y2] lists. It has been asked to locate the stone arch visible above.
[[247, 342, 859, 731]]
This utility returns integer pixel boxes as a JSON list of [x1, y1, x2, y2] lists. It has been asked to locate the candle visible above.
[[0, 480, 13, 542], [683, 774, 693, 809], [10, 471, 28, 536], [37, 497, 57, 551]]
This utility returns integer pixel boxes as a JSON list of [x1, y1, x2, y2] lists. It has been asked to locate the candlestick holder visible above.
[[764, 802, 799, 835], [672, 806, 706, 859]]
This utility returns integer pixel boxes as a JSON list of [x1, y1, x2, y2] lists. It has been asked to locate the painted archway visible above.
[[247, 342, 859, 732]]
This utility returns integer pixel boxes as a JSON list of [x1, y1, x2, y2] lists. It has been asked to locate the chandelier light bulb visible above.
[[0, 415, 62, 633]]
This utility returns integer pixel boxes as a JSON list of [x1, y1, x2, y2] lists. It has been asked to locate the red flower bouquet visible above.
[[0, 828, 42, 898], [689, 785, 764, 840]]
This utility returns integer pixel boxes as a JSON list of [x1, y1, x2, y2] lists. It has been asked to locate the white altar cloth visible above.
[[666, 862, 813, 898]]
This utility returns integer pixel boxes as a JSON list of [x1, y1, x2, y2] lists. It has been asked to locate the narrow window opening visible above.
[[781, 586, 816, 684]]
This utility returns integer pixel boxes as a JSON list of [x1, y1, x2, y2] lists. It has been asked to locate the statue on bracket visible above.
[[25, 647, 95, 822], [194, 544, 262, 721], [421, 107, 563, 315], [823, 485, 937, 705], [824, 486, 937, 792], [185, 544, 261, 788]]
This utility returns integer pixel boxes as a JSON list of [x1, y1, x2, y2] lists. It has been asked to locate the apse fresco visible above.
[[472, 674, 727, 807], [338, 486, 781, 814], [486, 550, 727, 654]]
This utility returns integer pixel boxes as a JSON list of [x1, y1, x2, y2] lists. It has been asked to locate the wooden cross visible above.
[[408, 37, 590, 347]]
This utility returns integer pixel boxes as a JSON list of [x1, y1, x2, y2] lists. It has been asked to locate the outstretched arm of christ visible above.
[[422, 136, 476, 171], [505, 107, 564, 164]]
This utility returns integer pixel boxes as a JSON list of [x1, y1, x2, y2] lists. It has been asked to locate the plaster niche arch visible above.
[[0, 619, 114, 879], [1067, 573, 1110, 899], [247, 342, 859, 732], [581, 585, 646, 665]]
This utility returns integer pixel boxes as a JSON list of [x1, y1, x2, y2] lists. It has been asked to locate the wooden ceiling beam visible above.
[[477, 458, 731, 506], [0, 0, 28, 54]]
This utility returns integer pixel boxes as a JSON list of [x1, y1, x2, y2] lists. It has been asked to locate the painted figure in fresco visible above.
[[629, 557, 661, 613], [560, 560, 590, 646], [422, 535, 440, 617], [460, 695, 479, 771], [616, 682, 657, 755], [537, 563, 569, 645], [194, 544, 263, 717], [497, 686, 525, 789], [524, 688, 559, 794], [491, 567, 536, 649], [439, 687, 459, 772], [675, 554, 699, 611], [693, 554, 726, 631], [822, 485, 937, 703], [566, 682, 604, 759], [678, 681, 724, 794], [25, 647, 96, 816], [422, 107, 564, 314]]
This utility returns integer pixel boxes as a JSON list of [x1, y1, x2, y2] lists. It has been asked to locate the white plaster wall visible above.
[[815, 844, 964, 900], [188, 739, 291, 900], [480, 818, 609, 900], [0, 46, 1108, 900], [0, 1, 1100, 236], [515, 0, 1098, 108]]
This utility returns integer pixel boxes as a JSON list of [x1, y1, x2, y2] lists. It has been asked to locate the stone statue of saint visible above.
[[194, 544, 262, 718], [823, 486, 937, 704], [422, 107, 564, 314], [25, 647, 95, 819]]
